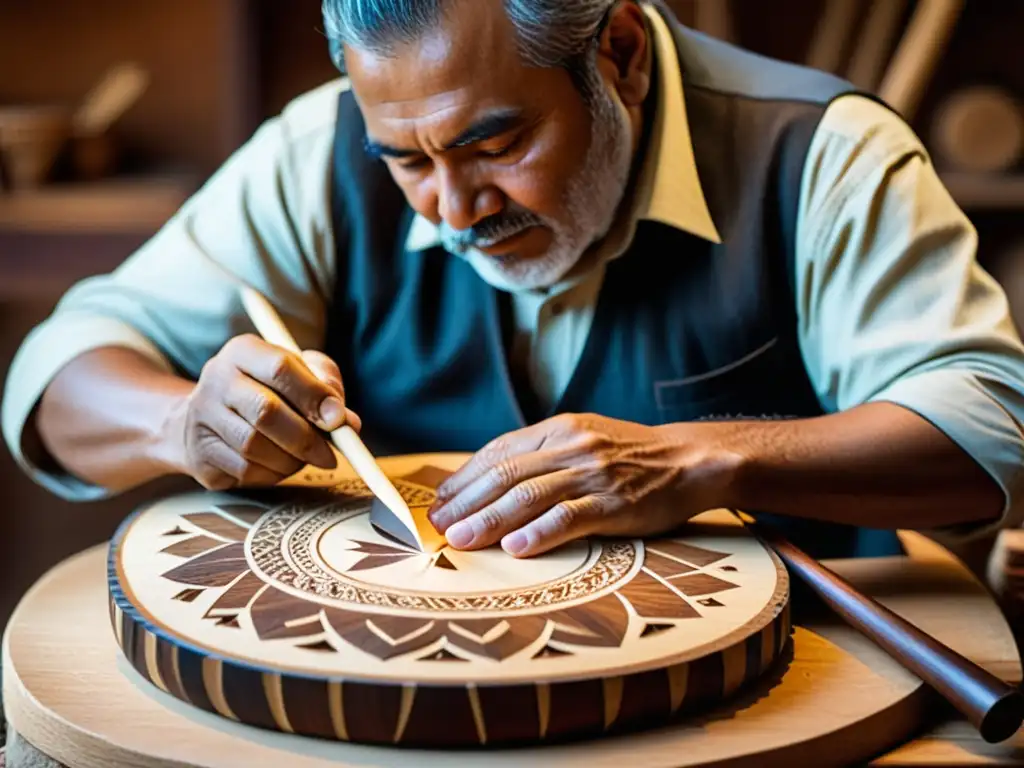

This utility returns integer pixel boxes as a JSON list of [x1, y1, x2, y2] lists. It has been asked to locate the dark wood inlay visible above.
[[549, 593, 629, 648], [547, 679, 604, 740], [434, 552, 457, 570], [221, 665, 277, 731], [401, 685, 478, 746], [183, 512, 248, 541], [620, 570, 700, 619], [449, 615, 545, 661], [477, 683, 541, 744], [422, 647, 466, 662], [161, 534, 226, 559], [214, 504, 268, 526], [532, 645, 573, 659], [640, 622, 675, 638], [670, 572, 741, 597], [684, 652, 724, 709], [250, 586, 321, 641], [746, 629, 764, 681], [162, 542, 248, 588], [172, 588, 205, 603], [618, 669, 671, 730], [297, 639, 335, 652], [205, 572, 265, 614], [341, 680, 402, 744], [647, 541, 730, 567], [157, 641, 187, 702], [176, 646, 215, 714], [643, 550, 697, 578], [280, 676, 336, 739]]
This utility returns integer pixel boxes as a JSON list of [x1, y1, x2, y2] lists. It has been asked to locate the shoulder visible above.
[[814, 94, 925, 161], [799, 94, 931, 222], [276, 77, 352, 144]]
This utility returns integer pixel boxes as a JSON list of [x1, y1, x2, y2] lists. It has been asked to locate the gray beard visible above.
[[440, 68, 634, 292]]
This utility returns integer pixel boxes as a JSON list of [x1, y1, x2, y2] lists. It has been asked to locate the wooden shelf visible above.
[[941, 172, 1024, 211], [0, 175, 195, 234]]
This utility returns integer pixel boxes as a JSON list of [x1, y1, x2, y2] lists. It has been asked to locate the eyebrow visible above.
[[364, 108, 525, 159]]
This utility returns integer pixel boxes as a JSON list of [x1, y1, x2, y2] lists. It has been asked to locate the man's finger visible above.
[[228, 335, 348, 432], [429, 449, 572, 533], [434, 425, 549, 504], [226, 376, 337, 469], [302, 350, 362, 432], [200, 437, 283, 487], [442, 468, 586, 550], [500, 495, 609, 558], [213, 408, 307, 478]]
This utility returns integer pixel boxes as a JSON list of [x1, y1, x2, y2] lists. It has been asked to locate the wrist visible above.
[[149, 381, 195, 478], [657, 421, 751, 510]]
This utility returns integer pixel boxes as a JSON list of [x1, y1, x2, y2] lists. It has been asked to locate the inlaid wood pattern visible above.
[[108, 457, 790, 748]]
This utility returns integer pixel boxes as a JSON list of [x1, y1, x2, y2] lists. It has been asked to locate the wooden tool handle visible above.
[[747, 517, 1024, 743], [238, 287, 421, 544]]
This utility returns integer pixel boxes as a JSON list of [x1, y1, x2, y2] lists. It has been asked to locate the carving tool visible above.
[[239, 286, 444, 552]]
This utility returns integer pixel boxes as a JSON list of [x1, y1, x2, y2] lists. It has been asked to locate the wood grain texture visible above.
[[6, 524, 1020, 767], [104, 454, 791, 748]]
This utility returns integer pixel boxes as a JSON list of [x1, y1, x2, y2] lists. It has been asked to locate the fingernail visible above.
[[446, 521, 472, 548], [319, 397, 344, 430], [503, 531, 528, 556]]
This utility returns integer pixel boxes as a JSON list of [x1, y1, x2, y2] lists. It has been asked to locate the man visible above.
[[3, 0, 1023, 561]]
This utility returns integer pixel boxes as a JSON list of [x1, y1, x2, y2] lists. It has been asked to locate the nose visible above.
[[436, 164, 504, 231]]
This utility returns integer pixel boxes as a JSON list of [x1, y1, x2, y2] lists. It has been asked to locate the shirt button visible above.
[[549, 302, 564, 316]]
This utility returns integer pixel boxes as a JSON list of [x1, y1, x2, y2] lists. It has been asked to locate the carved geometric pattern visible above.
[[157, 466, 747, 665]]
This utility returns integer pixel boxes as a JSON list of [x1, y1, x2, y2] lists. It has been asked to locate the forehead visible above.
[[344, 0, 556, 133]]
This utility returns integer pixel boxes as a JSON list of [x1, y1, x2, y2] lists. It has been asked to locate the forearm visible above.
[[697, 401, 1005, 530], [34, 347, 193, 494]]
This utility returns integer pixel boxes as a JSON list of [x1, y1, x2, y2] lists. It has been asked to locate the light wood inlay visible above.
[[169, 646, 186, 704], [201, 658, 237, 721], [327, 682, 348, 741], [263, 673, 294, 734], [536, 683, 551, 739], [668, 662, 689, 713], [113, 603, 123, 649], [143, 632, 167, 693], [394, 684, 416, 743], [761, 619, 776, 672], [603, 676, 624, 729], [722, 644, 747, 696], [466, 684, 487, 745]]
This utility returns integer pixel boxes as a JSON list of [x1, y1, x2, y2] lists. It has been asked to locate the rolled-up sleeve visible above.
[[796, 93, 1024, 537], [1, 79, 344, 500]]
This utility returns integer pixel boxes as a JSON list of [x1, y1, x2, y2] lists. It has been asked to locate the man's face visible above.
[[345, 0, 642, 290]]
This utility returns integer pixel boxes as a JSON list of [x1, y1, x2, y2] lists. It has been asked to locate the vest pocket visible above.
[[652, 337, 800, 423]]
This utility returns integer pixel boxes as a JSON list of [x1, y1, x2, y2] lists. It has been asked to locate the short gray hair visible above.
[[322, 0, 619, 89]]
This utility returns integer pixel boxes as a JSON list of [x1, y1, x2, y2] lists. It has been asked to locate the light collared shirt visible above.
[[4, 5, 1024, 540]]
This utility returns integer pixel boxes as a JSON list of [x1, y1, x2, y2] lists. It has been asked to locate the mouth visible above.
[[475, 225, 537, 256]]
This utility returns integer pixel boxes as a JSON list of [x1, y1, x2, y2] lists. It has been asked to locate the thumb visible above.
[[300, 350, 362, 433]]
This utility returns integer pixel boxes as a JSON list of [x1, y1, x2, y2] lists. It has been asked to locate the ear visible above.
[[596, 1, 651, 107]]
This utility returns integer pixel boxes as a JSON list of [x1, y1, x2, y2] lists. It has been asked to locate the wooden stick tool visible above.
[[239, 287, 444, 553], [741, 513, 1024, 743]]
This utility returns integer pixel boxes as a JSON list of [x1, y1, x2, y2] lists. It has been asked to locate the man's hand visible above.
[[427, 413, 741, 558], [162, 334, 360, 490]]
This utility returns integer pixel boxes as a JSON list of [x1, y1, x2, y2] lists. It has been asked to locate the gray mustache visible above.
[[440, 208, 543, 253]]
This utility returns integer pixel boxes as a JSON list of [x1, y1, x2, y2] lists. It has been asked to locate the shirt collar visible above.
[[404, 2, 721, 254]]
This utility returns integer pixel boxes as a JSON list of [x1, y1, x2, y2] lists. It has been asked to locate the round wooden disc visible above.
[[7, 519, 1020, 767], [106, 454, 790, 748]]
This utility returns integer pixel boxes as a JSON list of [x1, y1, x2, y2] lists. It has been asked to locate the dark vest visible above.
[[324, 6, 902, 559]]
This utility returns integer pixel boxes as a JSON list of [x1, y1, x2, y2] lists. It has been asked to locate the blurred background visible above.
[[0, 0, 1021, 629]]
